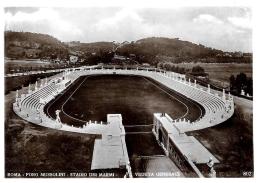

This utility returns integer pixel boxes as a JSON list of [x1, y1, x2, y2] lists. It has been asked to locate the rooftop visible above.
[[91, 114, 128, 170], [154, 113, 219, 164]]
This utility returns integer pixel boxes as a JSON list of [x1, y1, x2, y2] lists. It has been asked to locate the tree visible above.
[[245, 77, 253, 96], [235, 73, 247, 93], [191, 66, 205, 74], [230, 73, 253, 96], [230, 75, 236, 90]]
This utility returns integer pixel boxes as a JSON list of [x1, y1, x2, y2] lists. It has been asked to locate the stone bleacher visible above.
[[13, 66, 234, 137]]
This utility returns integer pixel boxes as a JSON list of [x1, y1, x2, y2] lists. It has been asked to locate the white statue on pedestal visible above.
[[222, 89, 226, 101], [241, 89, 245, 96], [15, 90, 19, 103], [28, 83, 31, 93], [207, 157, 214, 168], [209, 167, 216, 177], [207, 157, 216, 177], [55, 110, 62, 123], [16, 89, 19, 98], [40, 79, 43, 88], [35, 81, 38, 91]]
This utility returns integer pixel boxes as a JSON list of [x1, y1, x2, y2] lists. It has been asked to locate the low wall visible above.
[[5, 72, 60, 94]]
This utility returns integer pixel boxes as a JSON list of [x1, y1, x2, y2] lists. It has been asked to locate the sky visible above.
[[4, 7, 252, 52]]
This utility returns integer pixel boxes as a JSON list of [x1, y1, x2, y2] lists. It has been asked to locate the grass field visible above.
[[173, 63, 252, 87], [46, 75, 203, 127], [188, 100, 253, 177], [5, 59, 67, 73]]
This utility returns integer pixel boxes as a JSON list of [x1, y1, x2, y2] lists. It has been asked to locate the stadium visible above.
[[12, 65, 234, 177]]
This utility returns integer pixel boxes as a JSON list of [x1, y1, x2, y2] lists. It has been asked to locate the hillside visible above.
[[116, 37, 252, 64], [135, 37, 221, 57], [5, 32, 252, 65], [5, 31, 69, 59], [66, 41, 114, 54]]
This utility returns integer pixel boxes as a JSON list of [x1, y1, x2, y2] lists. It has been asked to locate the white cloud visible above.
[[92, 8, 154, 41], [5, 8, 82, 40], [193, 14, 223, 24], [228, 12, 251, 29], [4, 7, 252, 52], [95, 8, 143, 30]]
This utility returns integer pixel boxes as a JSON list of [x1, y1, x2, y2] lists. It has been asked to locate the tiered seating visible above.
[[20, 83, 59, 111], [17, 69, 82, 114], [13, 68, 234, 134], [150, 72, 234, 132]]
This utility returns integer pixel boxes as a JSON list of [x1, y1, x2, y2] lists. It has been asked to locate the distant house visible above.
[[66, 41, 80, 47], [25, 49, 40, 58], [111, 54, 126, 62], [111, 54, 129, 65], [142, 63, 150, 67], [12, 41, 21, 47], [79, 58, 85, 63], [129, 54, 136, 59], [32, 42, 41, 49], [217, 53, 232, 57], [113, 54, 126, 61], [223, 52, 232, 57], [69, 55, 78, 63], [54, 58, 62, 63], [233, 51, 243, 58]]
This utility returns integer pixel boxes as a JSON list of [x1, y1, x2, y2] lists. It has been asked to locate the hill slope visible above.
[[5, 32, 252, 64], [5, 31, 69, 59], [116, 37, 251, 64], [116, 37, 222, 64], [66, 41, 114, 54]]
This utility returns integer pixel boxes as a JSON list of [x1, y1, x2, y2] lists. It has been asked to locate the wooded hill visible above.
[[5, 31, 69, 59], [5, 31, 252, 64], [116, 37, 252, 64]]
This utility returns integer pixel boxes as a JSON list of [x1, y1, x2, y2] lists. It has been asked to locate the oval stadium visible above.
[[11, 66, 235, 178]]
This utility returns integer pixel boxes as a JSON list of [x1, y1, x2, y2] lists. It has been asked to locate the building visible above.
[[69, 55, 78, 63], [153, 113, 219, 177], [91, 114, 132, 177]]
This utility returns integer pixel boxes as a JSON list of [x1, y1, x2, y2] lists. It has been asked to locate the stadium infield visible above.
[[44, 74, 204, 175], [45, 74, 204, 128]]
